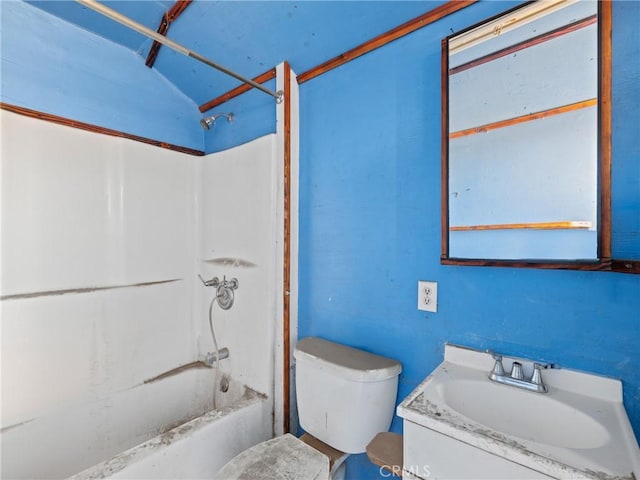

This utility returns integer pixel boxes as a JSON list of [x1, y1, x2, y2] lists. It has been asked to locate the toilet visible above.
[[214, 337, 402, 480]]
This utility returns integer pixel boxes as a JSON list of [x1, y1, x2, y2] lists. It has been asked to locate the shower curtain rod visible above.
[[76, 0, 284, 103]]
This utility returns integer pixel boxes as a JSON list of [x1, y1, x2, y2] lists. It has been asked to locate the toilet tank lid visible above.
[[293, 337, 402, 382]]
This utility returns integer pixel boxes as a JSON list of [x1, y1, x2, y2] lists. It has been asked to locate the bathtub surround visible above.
[[0, 108, 290, 478], [197, 135, 278, 401], [1, 1, 638, 479], [1, 110, 198, 478]]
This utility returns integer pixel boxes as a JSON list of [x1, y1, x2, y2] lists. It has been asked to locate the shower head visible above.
[[200, 112, 234, 130]]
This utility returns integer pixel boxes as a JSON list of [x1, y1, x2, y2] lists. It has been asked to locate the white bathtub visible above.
[[68, 374, 271, 480]]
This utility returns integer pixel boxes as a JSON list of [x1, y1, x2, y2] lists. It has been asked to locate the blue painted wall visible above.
[[1, 1, 202, 150], [202, 79, 277, 154], [297, 2, 640, 479]]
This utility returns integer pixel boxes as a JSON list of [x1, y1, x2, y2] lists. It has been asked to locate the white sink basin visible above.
[[436, 379, 610, 449], [397, 344, 640, 480]]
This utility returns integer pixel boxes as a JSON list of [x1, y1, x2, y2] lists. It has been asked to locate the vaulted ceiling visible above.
[[28, 1, 442, 107]]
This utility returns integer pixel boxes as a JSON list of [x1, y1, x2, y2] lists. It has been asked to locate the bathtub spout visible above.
[[200, 348, 230, 367]]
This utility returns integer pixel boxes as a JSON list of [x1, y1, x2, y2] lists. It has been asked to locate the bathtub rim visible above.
[[67, 383, 267, 480]]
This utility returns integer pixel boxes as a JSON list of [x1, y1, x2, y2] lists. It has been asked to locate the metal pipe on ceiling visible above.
[[75, 0, 284, 103]]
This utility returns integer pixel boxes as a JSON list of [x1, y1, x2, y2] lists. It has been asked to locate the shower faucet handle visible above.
[[224, 277, 239, 290], [198, 274, 220, 287]]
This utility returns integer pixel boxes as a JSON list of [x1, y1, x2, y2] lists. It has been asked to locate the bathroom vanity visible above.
[[397, 345, 640, 480]]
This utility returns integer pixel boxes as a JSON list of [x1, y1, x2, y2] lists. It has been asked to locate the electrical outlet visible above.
[[418, 280, 438, 312]]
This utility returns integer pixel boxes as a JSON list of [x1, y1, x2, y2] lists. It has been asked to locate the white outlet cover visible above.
[[418, 280, 438, 312]]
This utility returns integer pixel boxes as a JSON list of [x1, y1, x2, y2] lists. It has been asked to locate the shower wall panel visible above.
[[0, 110, 199, 478], [196, 134, 278, 400]]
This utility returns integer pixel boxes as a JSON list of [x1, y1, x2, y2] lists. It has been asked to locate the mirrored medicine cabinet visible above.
[[441, 0, 611, 270]]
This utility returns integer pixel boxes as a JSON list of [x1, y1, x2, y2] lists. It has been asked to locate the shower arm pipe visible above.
[[75, 0, 284, 103]]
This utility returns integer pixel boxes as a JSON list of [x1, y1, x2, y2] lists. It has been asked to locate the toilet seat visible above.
[[213, 434, 330, 480]]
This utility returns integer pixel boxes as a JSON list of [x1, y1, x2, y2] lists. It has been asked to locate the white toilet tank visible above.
[[293, 337, 402, 454]]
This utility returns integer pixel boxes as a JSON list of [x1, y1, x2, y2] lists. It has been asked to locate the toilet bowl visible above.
[[214, 337, 402, 480]]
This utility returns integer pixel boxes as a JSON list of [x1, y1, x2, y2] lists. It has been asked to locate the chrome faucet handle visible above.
[[198, 274, 220, 287], [490, 355, 505, 376], [224, 277, 239, 290], [510, 361, 524, 380], [530, 363, 545, 386]]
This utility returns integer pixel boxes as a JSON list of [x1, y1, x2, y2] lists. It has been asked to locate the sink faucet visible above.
[[488, 353, 549, 393]]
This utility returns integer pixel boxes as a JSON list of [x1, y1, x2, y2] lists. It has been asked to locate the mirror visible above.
[[442, 0, 611, 268]]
